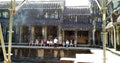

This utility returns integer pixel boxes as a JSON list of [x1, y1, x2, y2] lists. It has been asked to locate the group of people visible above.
[[63, 40, 77, 47], [29, 38, 77, 47], [29, 38, 58, 46]]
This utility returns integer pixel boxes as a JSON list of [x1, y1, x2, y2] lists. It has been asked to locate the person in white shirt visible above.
[[47, 40, 50, 46], [29, 39, 33, 46], [70, 40, 73, 47], [74, 40, 77, 47], [66, 40, 69, 47], [50, 40, 53, 46], [35, 39, 39, 46], [54, 38, 58, 47]]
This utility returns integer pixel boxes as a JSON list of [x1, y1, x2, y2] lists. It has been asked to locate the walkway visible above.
[[107, 48, 120, 56], [61, 48, 120, 63], [1, 45, 120, 63]]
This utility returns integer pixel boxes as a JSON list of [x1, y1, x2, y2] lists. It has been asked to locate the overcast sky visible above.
[[66, 0, 89, 6], [1, 0, 90, 6]]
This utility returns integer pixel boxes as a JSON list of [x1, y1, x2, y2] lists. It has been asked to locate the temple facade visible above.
[[0, 0, 103, 46], [106, 0, 120, 50]]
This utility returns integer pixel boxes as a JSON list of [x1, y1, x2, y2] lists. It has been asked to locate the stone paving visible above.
[[61, 48, 120, 63], [107, 48, 120, 56]]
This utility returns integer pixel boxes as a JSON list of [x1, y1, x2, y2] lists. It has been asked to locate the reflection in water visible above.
[[12, 57, 60, 63], [11, 49, 91, 63]]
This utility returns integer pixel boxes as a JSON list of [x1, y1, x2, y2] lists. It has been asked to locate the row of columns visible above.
[[18, 25, 61, 43], [62, 30, 92, 45], [92, 19, 96, 46], [108, 26, 120, 50], [62, 30, 78, 43], [17, 26, 46, 42], [14, 49, 65, 58], [2, 24, 93, 45], [16, 25, 94, 45], [107, 15, 120, 50], [18, 25, 80, 44]]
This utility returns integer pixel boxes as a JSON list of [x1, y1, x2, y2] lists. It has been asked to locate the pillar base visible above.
[[38, 49, 44, 58], [54, 50, 58, 58]]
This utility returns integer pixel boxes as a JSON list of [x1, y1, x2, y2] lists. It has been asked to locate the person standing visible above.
[[74, 40, 77, 47], [70, 40, 73, 47], [66, 40, 69, 47], [54, 38, 58, 47], [35, 39, 39, 46]]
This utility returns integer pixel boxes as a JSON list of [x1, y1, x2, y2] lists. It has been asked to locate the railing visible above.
[[2, 42, 78, 47]]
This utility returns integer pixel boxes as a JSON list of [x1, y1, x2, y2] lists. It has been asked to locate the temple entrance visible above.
[[34, 26, 42, 40], [64, 30, 89, 44], [95, 31, 101, 45], [22, 26, 29, 43], [77, 31, 88, 44], [64, 31, 74, 41], [47, 26, 57, 40]]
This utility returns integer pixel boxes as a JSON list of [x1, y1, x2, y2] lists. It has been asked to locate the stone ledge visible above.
[[107, 48, 120, 56]]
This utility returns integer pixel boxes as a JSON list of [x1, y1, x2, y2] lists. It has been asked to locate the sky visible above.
[[65, 0, 89, 6], [0, 0, 90, 6]]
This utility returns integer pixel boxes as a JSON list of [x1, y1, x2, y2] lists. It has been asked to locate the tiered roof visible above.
[[62, 6, 92, 30], [0, 1, 64, 9], [64, 6, 90, 15], [0, 1, 94, 30]]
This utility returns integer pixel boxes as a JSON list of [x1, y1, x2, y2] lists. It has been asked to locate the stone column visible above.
[[20, 49, 22, 58], [88, 31, 92, 45], [113, 26, 116, 49], [60, 50, 64, 57], [92, 19, 96, 46], [3, 25, 7, 42], [54, 49, 58, 58], [15, 25, 19, 43], [62, 30, 65, 42], [31, 26, 35, 40], [42, 26, 47, 40], [58, 25, 61, 41], [116, 26, 120, 50], [110, 31, 114, 47], [58, 25, 62, 43], [38, 49, 44, 58], [14, 49, 18, 57], [116, 27, 120, 45], [92, 30, 95, 46], [107, 32, 110, 47], [28, 49, 31, 57], [19, 26, 22, 43], [74, 30, 77, 44]]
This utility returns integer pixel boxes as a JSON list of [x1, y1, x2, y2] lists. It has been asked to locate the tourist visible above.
[[40, 39, 44, 46], [35, 39, 39, 46], [63, 41, 66, 47], [70, 40, 73, 47], [54, 38, 58, 47], [50, 40, 53, 46], [47, 40, 50, 46], [66, 40, 69, 47], [29, 39, 34, 46], [74, 40, 77, 47]]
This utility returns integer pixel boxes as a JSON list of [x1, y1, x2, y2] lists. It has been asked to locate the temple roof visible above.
[[21, 2, 63, 9], [91, 0, 98, 7], [64, 6, 91, 15], [13, 9, 61, 26], [15, 19, 60, 26], [96, 22, 102, 29], [0, 1, 96, 30], [62, 23, 92, 30], [0, 1, 64, 9], [62, 15, 92, 30], [89, 0, 102, 10]]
